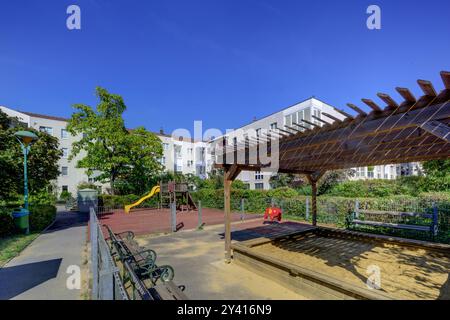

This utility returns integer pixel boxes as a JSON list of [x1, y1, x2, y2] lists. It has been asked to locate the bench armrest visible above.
[[116, 231, 135, 240]]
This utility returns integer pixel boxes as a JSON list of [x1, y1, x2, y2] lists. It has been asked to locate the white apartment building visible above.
[[157, 130, 212, 179], [210, 97, 346, 189], [210, 97, 423, 189], [0, 106, 211, 196]]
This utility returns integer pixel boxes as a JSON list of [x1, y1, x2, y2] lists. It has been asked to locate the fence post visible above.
[[240, 198, 245, 221], [355, 200, 360, 219], [171, 201, 177, 232], [305, 198, 310, 221], [198, 201, 202, 228], [90, 207, 99, 300], [432, 202, 439, 237], [98, 243, 114, 300]]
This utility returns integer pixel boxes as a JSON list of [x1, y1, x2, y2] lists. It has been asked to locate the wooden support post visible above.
[[311, 180, 318, 226], [223, 164, 241, 263], [224, 175, 232, 263], [306, 171, 325, 227]]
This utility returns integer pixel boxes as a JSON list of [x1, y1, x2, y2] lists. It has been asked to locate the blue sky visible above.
[[1, 0, 449, 135]]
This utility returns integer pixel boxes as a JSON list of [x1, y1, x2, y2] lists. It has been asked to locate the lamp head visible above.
[[14, 131, 39, 146]]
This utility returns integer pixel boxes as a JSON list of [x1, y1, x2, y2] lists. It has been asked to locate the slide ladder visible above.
[[124, 185, 160, 214]]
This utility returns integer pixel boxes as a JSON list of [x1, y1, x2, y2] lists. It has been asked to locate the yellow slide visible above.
[[124, 185, 160, 214]]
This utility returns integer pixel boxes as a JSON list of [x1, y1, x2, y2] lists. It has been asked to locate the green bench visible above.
[[104, 225, 187, 300]]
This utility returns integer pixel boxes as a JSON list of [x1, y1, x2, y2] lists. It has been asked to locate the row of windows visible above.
[[250, 108, 320, 139], [39, 126, 69, 139]]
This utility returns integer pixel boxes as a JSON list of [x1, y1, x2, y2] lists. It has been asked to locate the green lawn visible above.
[[0, 233, 40, 267]]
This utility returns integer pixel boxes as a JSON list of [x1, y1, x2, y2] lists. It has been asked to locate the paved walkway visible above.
[[0, 210, 88, 300]]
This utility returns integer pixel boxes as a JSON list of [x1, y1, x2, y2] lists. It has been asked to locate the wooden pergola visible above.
[[215, 71, 450, 262]]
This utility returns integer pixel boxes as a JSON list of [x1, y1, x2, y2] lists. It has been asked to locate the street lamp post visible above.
[[13, 130, 38, 234]]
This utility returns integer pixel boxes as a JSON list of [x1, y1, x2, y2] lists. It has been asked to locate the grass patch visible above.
[[0, 233, 40, 267]]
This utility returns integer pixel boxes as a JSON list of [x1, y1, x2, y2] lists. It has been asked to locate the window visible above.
[[270, 122, 278, 130], [61, 129, 68, 139], [312, 109, 322, 126], [187, 160, 194, 167], [61, 166, 68, 176], [62, 185, 68, 192], [160, 157, 166, 165], [62, 148, 68, 158], [255, 128, 261, 138], [163, 143, 169, 151], [284, 115, 292, 129], [255, 183, 264, 190], [39, 126, 53, 135], [367, 167, 374, 179], [255, 171, 263, 180]]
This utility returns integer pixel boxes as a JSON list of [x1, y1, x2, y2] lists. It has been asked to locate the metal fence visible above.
[[90, 207, 128, 300]]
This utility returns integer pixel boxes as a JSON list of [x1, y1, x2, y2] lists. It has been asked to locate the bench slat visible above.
[[358, 210, 432, 219], [353, 219, 431, 232], [153, 282, 188, 300]]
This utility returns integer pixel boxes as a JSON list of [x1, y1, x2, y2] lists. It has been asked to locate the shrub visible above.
[[59, 191, 73, 201], [29, 204, 57, 231], [0, 208, 15, 237], [98, 194, 159, 208]]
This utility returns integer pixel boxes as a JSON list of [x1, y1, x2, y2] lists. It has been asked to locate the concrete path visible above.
[[0, 210, 88, 300]]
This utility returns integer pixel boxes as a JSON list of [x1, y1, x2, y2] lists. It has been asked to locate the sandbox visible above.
[[232, 227, 450, 300]]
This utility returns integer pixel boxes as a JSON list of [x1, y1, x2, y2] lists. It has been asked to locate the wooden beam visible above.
[[292, 122, 309, 131], [312, 115, 331, 125], [334, 108, 354, 120], [321, 112, 343, 123], [396, 87, 416, 104], [417, 79, 437, 97], [377, 93, 399, 109], [347, 103, 367, 116], [362, 99, 382, 112], [277, 128, 293, 135], [301, 119, 320, 128], [441, 71, 450, 89], [285, 125, 302, 133]]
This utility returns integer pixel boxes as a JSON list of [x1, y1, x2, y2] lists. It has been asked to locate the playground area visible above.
[[98, 207, 262, 236]]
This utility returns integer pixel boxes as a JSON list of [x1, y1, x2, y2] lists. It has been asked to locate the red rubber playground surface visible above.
[[98, 207, 263, 236]]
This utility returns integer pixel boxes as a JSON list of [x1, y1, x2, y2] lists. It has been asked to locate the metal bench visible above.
[[104, 225, 175, 285], [348, 202, 439, 237]]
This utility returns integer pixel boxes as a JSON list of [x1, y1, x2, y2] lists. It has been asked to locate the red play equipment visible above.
[[264, 207, 282, 222]]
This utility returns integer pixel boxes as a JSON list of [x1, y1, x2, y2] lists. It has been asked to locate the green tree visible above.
[[423, 160, 450, 178], [67, 87, 163, 195], [0, 109, 62, 202]]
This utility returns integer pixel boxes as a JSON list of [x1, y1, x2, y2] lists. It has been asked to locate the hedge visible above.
[[98, 194, 160, 208], [0, 204, 56, 238]]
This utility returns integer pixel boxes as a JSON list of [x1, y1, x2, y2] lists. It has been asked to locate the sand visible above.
[[252, 233, 450, 300]]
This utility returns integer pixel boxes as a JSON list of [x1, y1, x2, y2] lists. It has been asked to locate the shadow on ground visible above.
[[0, 258, 62, 299]]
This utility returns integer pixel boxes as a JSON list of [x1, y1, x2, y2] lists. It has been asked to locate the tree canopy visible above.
[[0, 109, 62, 202], [67, 87, 163, 194]]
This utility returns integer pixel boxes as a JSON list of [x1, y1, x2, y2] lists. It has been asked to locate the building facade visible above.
[[0, 106, 211, 196]]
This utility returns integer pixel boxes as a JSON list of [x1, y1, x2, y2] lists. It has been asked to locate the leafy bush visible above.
[[28, 188, 57, 205], [0, 205, 56, 237], [98, 194, 159, 208], [59, 191, 73, 201], [29, 204, 57, 231], [0, 208, 15, 237]]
